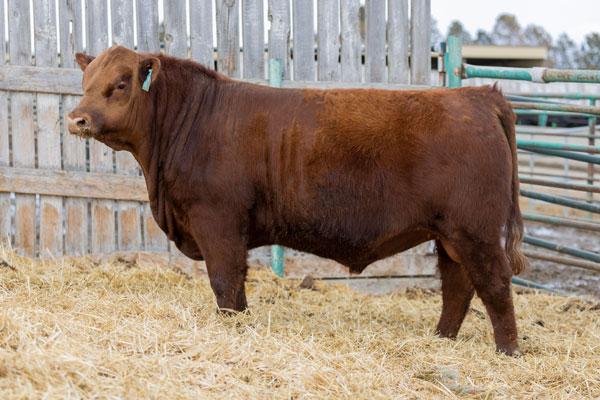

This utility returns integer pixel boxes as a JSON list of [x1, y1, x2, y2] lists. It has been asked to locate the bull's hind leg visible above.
[[435, 240, 474, 339], [452, 238, 519, 355]]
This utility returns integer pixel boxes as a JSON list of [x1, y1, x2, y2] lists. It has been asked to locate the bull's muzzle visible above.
[[67, 113, 93, 138]]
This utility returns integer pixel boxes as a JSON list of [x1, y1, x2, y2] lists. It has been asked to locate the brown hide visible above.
[[69, 46, 527, 355]]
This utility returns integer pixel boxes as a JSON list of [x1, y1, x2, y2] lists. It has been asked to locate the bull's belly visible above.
[[253, 227, 434, 273]]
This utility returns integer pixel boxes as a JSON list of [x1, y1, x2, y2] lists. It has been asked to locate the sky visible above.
[[431, 0, 600, 45]]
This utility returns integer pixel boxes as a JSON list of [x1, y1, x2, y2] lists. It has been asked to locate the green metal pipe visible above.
[[523, 235, 600, 264], [519, 176, 600, 193], [506, 95, 567, 105], [519, 147, 600, 165], [523, 212, 600, 233], [517, 139, 600, 154], [520, 189, 600, 214], [269, 58, 285, 278], [511, 276, 559, 293], [508, 92, 600, 100], [524, 250, 600, 274], [513, 109, 598, 118], [445, 36, 462, 88], [517, 131, 596, 139], [464, 64, 600, 84], [511, 101, 600, 117]]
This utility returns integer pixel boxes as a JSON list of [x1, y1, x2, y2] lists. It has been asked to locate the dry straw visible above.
[[0, 246, 598, 399]]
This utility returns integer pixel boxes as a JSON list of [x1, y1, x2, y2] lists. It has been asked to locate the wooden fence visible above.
[[0, 0, 438, 288]]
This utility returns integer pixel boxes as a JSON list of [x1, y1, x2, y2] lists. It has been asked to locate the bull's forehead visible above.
[[83, 46, 138, 91]]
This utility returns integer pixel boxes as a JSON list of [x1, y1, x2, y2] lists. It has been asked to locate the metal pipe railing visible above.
[[519, 147, 600, 165], [520, 190, 600, 214], [519, 177, 600, 193], [463, 64, 600, 84], [523, 213, 600, 232], [524, 236, 600, 264], [517, 140, 600, 154]]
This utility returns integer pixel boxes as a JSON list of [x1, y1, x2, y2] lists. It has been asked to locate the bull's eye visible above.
[[117, 82, 127, 90]]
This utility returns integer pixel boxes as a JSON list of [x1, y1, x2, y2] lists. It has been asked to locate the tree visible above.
[[549, 33, 579, 68], [578, 33, 600, 69], [447, 20, 472, 43], [430, 18, 442, 50], [473, 29, 493, 45], [491, 14, 522, 45], [522, 24, 552, 48]]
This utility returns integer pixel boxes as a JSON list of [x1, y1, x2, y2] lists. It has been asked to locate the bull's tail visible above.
[[494, 85, 528, 275]]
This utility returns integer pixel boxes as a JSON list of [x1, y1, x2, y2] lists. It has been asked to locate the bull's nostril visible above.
[[76, 118, 87, 127]]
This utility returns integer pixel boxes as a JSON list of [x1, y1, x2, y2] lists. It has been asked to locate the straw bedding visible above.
[[0, 247, 598, 399]]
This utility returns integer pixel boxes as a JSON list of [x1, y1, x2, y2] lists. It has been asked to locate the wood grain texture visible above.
[[292, 0, 314, 81], [87, 0, 116, 254], [190, 0, 214, 67], [365, 0, 386, 82], [8, 0, 36, 256], [0, 65, 83, 95], [0, 0, 10, 245], [136, 0, 160, 52], [112, 0, 141, 252], [34, 0, 63, 257], [410, 0, 431, 85], [60, 0, 87, 255], [0, 166, 149, 201], [317, 0, 340, 81], [340, 0, 361, 82], [242, 0, 264, 79], [268, 0, 290, 79], [163, 0, 187, 57], [387, 0, 409, 83], [143, 203, 168, 252], [216, 0, 240, 77]]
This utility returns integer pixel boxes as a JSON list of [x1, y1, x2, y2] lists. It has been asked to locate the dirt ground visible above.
[[521, 222, 600, 299]]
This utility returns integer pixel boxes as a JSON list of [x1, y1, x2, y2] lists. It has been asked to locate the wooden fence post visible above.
[[317, 0, 340, 81], [410, 0, 431, 85], [365, 0, 386, 82], [8, 0, 36, 256], [292, 0, 314, 81], [190, 0, 214, 68], [340, 0, 361, 83], [216, 0, 240, 77], [0, 0, 10, 245], [388, 0, 409, 83], [268, 0, 290, 79]]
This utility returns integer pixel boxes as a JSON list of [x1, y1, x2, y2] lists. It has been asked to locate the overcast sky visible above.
[[431, 0, 600, 45]]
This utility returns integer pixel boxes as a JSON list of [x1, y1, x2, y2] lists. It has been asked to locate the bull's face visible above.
[[67, 45, 160, 151]]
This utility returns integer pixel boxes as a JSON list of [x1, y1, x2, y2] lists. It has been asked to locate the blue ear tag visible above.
[[142, 68, 153, 92]]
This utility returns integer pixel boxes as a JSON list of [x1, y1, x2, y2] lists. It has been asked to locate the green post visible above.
[[445, 36, 462, 88], [268, 58, 285, 278]]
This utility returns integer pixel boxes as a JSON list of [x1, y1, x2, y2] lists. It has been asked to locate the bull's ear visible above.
[[75, 53, 95, 71], [139, 57, 161, 92]]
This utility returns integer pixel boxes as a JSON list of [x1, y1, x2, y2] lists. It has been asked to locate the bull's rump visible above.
[[250, 86, 513, 266]]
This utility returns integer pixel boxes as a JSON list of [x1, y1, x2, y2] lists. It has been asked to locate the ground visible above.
[[0, 248, 598, 399]]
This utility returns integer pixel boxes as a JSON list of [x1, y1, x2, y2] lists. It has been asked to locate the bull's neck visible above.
[[133, 67, 220, 238]]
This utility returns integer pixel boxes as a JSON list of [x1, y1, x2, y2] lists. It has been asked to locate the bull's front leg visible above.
[[189, 208, 249, 312]]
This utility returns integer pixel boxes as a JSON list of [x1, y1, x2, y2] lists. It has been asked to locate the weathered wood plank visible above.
[[242, 0, 264, 79], [190, 0, 214, 67], [87, 0, 115, 254], [8, 0, 36, 256], [0, 65, 433, 95], [216, 0, 240, 77], [268, 0, 290, 79], [410, 0, 431, 85], [163, 0, 187, 57], [34, 0, 63, 257], [112, 0, 141, 252], [317, 0, 340, 81], [292, 0, 314, 81], [0, 65, 83, 95], [388, 0, 409, 83], [340, 0, 361, 82], [60, 0, 87, 256], [0, 166, 148, 201], [136, 0, 160, 52], [0, 0, 10, 245], [365, 0, 386, 82], [143, 203, 168, 252]]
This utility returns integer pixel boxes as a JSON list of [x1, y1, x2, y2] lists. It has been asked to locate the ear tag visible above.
[[142, 68, 153, 92]]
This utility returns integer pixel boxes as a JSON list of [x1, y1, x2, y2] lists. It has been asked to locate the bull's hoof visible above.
[[496, 344, 521, 357]]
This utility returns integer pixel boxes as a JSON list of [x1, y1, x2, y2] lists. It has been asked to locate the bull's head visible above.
[[67, 45, 160, 151]]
